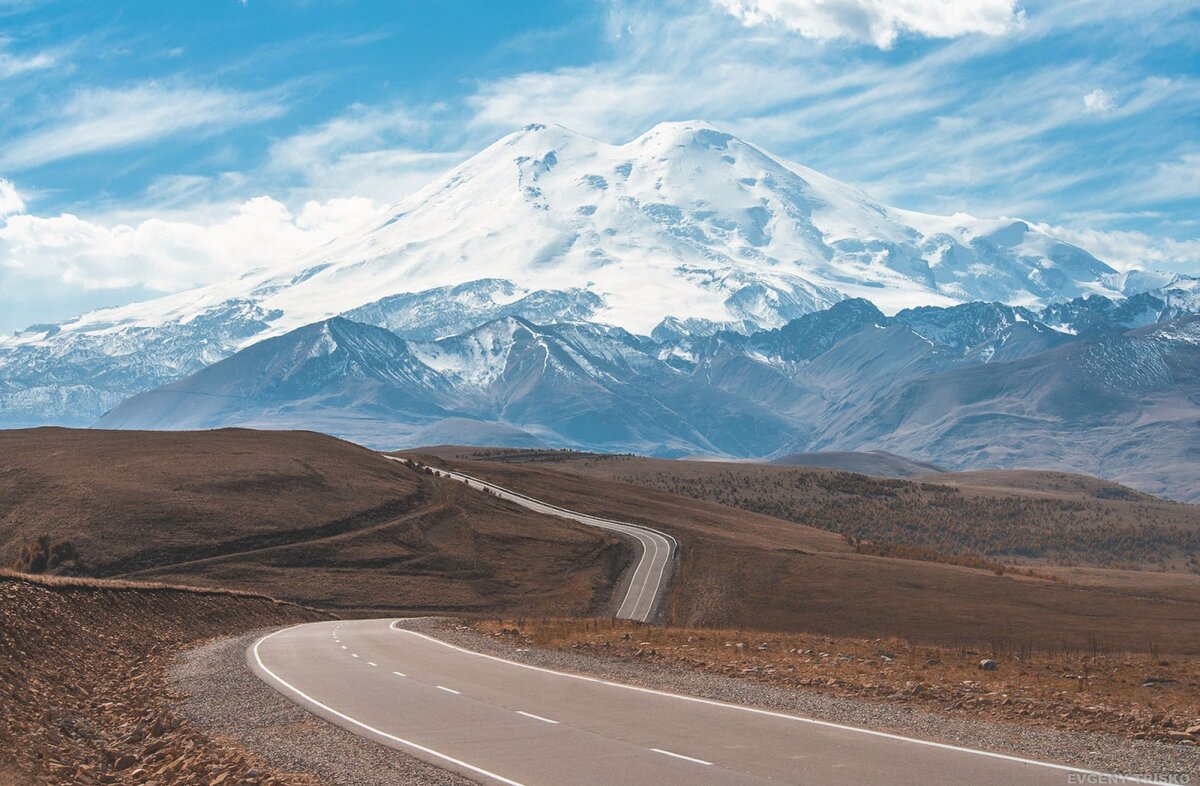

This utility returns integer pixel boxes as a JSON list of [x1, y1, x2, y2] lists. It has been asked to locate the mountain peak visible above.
[[494, 121, 600, 153], [633, 119, 739, 152]]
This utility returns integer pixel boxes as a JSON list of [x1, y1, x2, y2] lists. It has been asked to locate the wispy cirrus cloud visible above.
[[1131, 152, 1200, 207], [0, 48, 54, 78], [712, 0, 1023, 49], [264, 102, 465, 204], [465, 2, 1200, 233], [0, 31, 62, 78], [1, 82, 285, 170]]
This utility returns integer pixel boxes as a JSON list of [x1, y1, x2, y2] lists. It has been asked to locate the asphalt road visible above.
[[251, 619, 1149, 786], [386, 456, 676, 621]]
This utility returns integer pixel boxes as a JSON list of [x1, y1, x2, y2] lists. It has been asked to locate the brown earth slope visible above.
[[0, 572, 326, 785], [416, 449, 1200, 654], [433, 450, 1200, 572], [0, 429, 627, 616]]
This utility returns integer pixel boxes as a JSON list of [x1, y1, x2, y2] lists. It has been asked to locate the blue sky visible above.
[[0, 0, 1197, 333]]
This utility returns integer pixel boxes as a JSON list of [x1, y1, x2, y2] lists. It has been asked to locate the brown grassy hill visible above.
[[0, 572, 326, 785], [416, 450, 1200, 654], [437, 450, 1200, 572], [0, 429, 627, 616]]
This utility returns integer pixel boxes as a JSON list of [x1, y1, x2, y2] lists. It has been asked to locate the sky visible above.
[[0, 0, 1197, 334]]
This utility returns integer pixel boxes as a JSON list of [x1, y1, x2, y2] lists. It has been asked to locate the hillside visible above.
[[418, 450, 1200, 653], [451, 451, 1200, 572], [0, 429, 628, 616], [820, 315, 1200, 502], [0, 572, 327, 785], [769, 450, 943, 477]]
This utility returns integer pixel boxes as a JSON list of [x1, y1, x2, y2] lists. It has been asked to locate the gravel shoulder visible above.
[[170, 629, 473, 786], [174, 619, 1198, 784]]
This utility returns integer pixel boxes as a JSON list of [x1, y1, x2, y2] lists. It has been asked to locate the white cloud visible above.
[[1, 82, 284, 170], [1132, 152, 1200, 205], [0, 35, 58, 80], [1083, 88, 1115, 113], [0, 177, 24, 216], [463, 10, 1143, 219], [265, 103, 464, 204], [0, 48, 55, 79], [1032, 221, 1200, 274], [713, 0, 1022, 49], [0, 195, 380, 291]]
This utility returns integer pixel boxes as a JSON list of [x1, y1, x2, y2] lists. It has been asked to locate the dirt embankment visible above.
[[0, 572, 327, 785]]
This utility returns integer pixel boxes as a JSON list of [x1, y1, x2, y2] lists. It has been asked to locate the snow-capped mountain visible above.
[[96, 303, 1200, 501], [1, 121, 1146, 427]]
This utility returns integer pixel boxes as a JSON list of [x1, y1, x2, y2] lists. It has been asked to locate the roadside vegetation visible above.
[[602, 464, 1200, 571]]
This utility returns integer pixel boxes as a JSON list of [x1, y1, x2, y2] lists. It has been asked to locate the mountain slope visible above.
[[98, 306, 1200, 500], [97, 317, 458, 435], [819, 316, 1200, 501], [1, 121, 1133, 427], [99, 315, 803, 456]]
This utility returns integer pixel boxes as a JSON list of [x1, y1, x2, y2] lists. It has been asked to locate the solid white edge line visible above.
[[515, 710, 560, 725], [436, 685, 462, 695], [251, 626, 528, 786], [389, 622, 1172, 786], [651, 748, 713, 766]]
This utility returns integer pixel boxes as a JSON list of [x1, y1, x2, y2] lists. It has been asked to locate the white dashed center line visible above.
[[515, 711, 559, 724], [392, 671, 406, 677], [436, 685, 462, 695], [651, 749, 713, 766], [367, 662, 378, 667], [351, 654, 360, 659]]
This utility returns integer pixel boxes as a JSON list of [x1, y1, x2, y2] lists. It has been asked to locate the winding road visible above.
[[250, 619, 1159, 786], [385, 456, 677, 622], [246, 457, 1163, 784]]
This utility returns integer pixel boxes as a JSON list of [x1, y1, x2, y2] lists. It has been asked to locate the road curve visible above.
[[386, 456, 676, 622], [250, 619, 1164, 786]]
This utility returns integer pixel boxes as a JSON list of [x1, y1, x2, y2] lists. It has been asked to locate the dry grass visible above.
[[0, 569, 329, 612], [578, 457, 1200, 572], [0, 573, 328, 784], [425, 454, 1200, 654], [0, 429, 630, 617], [477, 618, 1200, 744]]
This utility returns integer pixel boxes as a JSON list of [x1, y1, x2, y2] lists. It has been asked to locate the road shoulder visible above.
[[171, 628, 472, 786]]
